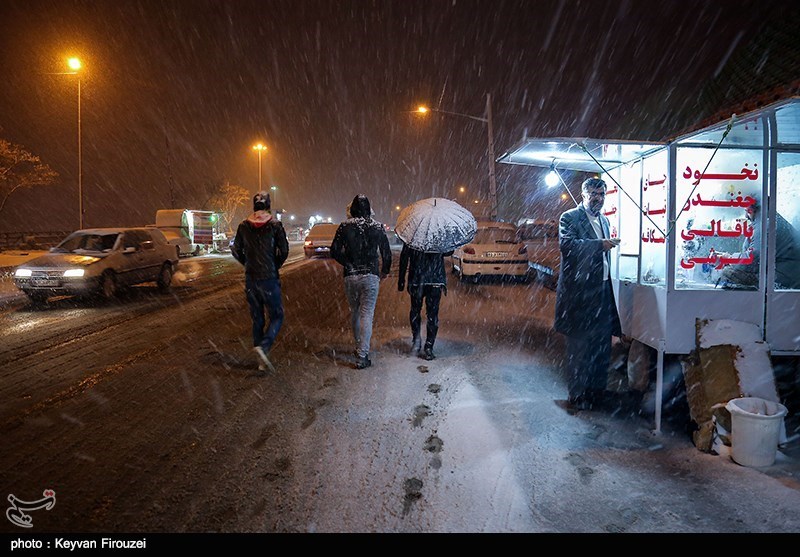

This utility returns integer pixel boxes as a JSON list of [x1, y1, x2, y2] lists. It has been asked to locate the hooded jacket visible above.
[[232, 211, 289, 279], [330, 195, 392, 277]]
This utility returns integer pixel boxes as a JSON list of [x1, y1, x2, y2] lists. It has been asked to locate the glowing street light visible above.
[[252, 143, 267, 193], [415, 94, 498, 220], [270, 185, 278, 212], [390, 204, 402, 223], [70, 58, 83, 229], [64, 57, 83, 229], [46, 57, 86, 227]]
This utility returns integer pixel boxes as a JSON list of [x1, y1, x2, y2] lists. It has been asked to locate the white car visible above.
[[13, 227, 179, 304], [451, 221, 530, 283], [517, 219, 560, 288], [153, 226, 195, 257], [303, 223, 339, 258]]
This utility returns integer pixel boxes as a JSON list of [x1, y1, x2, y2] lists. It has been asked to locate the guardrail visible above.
[[0, 231, 71, 251]]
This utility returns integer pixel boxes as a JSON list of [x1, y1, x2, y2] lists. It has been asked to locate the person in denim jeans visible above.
[[232, 191, 289, 374], [331, 195, 392, 369]]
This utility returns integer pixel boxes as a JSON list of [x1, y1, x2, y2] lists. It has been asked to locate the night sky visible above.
[[0, 0, 791, 233]]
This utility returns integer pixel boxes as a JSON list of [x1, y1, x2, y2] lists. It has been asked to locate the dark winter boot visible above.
[[356, 354, 372, 369]]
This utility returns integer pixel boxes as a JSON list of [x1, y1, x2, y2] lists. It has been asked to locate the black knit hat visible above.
[[253, 191, 271, 211]]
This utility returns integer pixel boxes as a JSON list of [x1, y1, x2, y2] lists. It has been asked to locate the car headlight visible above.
[[63, 269, 85, 277], [14, 268, 32, 277]]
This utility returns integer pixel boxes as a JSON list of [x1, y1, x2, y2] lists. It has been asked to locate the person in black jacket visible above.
[[397, 241, 453, 360], [232, 191, 289, 374], [330, 194, 392, 369]]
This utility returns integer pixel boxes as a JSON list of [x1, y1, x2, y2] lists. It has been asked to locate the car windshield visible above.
[[55, 232, 119, 253], [308, 224, 338, 238], [474, 228, 517, 244]]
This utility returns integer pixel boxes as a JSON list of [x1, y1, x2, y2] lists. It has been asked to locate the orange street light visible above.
[[46, 56, 85, 227], [252, 143, 268, 192], [413, 95, 498, 220], [66, 57, 83, 229]]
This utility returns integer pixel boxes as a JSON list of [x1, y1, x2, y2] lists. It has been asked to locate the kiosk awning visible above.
[[497, 137, 664, 172]]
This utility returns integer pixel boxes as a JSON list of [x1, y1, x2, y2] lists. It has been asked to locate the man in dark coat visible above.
[[330, 194, 392, 369], [555, 178, 622, 410], [398, 242, 453, 360], [232, 191, 289, 374]]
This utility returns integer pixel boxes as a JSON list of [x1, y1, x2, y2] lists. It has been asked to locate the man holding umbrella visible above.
[[398, 243, 453, 360], [395, 197, 478, 361]]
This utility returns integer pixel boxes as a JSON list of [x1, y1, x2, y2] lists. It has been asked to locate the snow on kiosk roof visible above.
[[497, 137, 663, 173], [498, 97, 800, 434]]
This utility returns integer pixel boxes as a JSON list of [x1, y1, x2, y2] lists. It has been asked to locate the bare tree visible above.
[[207, 181, 250, 234], [0, 139, 58, 214], [196, 179, 225, 210]]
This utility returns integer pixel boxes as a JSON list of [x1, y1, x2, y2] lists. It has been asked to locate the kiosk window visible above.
[[774, 152, 800, 291], [674, 147, 762, 290]]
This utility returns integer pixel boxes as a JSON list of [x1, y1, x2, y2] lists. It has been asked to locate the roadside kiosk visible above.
[[154, 209, 224, 255], [498, 97, 800, 433]]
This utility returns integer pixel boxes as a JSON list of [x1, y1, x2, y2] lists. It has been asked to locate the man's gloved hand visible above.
[[398, 281, 405, 291]]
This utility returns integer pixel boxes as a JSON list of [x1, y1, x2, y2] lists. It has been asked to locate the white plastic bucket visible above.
[[725, 397, 788, 467]]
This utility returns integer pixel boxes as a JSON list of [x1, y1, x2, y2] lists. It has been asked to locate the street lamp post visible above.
[[47, 57, 85, 228], [62, 58, 84, 229], [416, 93, 498, 220], [71, 59, 82, 229], [270, 185, 278, 214], [455, 185, 467, 203], [252, 143, 267, 193]]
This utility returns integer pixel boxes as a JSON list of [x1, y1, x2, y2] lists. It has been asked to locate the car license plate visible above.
[[31, 279, 59, 287], [485, 252, 508, 257]]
